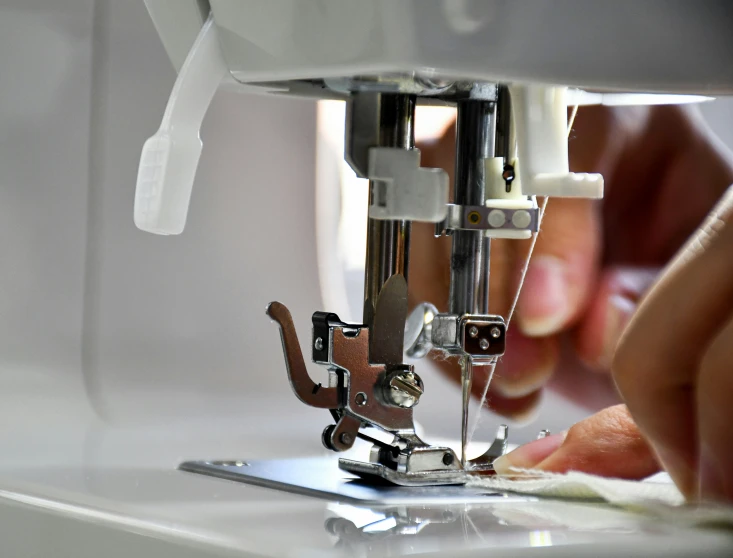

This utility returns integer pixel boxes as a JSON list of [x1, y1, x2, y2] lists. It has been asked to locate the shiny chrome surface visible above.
[[181, 457, 519, 503], [369, 273, 408, 366], [361, 94, 415, 330], [403, 302, 438, 359]]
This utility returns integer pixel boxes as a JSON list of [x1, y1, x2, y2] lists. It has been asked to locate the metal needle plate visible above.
[[180, 457, 529, 505]]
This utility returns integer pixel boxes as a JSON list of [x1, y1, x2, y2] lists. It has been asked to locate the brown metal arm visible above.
[[266, 301, 339, 409]]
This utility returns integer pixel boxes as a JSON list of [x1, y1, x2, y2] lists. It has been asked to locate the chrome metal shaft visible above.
[[363, 94, 416, 329], [449, 100, 496, 465], [460, 356, 473, 467]]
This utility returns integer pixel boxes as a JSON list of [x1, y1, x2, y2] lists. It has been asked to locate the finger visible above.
[[490, 327, 558, 398], [493, 404, 660, 480], [418, 121, 456, 192], [613, 187, 733, 497], [569, 105, 648, 175], [416, 123, 558, 406], [697, 313, 733, 502], [432, 353, 544, 422], [515, 197, 601, 337], [408, 221, 452, 312], [480, 384, 543, 424], [599, 106, 733, 265], [410, 124, 457, 313], [512, 105, 642, 339], [574, 266, 659, 371]]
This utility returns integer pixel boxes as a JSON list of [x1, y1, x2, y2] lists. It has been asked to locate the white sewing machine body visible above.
[[1, 0, 733, 556], [152, 0, 733, 93]]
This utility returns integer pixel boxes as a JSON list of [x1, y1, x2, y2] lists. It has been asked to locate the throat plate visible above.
[[179, 457, 529, 505]]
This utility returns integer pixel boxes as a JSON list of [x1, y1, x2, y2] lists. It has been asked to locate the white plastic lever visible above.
[[510, 85, 603, 199], [134, 15, 228, 235]]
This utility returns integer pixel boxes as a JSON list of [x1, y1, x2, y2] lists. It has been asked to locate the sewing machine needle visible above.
[[461, 356, 473, 468]]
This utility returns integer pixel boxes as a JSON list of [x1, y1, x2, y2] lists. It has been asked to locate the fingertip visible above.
[[499, 405, 661, 480], [491, 331, 558, 398], [479, 388, 544, 425], [515, 198, 601, 338], [538, 405, 660, 479], [575, 267, 657, 371], [493, 432, 567, 475], [576, 292, 636, 372], [516, 255, 571, 337]]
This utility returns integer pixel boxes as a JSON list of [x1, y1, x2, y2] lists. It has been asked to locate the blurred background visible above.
[[2, 0, 732, 458]]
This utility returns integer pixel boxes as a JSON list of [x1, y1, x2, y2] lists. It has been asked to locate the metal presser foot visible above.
[[266, 275, 509, 487]]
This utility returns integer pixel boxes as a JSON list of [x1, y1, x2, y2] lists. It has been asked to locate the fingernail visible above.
[[490, 333, 556, 398], [517, 256, 570, 337], [493, 432, 566, 475], [699, 444, 732, 503], [598, 294, 635, 369], [492, 368, 553, 399], [492, 365, 552, 398]]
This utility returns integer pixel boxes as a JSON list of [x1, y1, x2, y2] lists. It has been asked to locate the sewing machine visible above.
[[136, 0, 720, 490], [3, 1, 733, 556]]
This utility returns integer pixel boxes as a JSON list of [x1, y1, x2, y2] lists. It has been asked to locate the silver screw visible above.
[[469, 326, 479, 338], [490, 326, 501, 339], [355, 392, 367, 406], [479, 338, 490, 350], [314, 337, 323, 351], [386, 371, 424, 408], [340, 432, 353, 445]]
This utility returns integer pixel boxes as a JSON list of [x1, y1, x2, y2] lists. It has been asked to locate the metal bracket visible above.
[[368, 148, 449, 222], [438, 204, 539, 235], [266, 299, 512, 486], [431, 313, 506, 361], [344, 92, 449, 223]]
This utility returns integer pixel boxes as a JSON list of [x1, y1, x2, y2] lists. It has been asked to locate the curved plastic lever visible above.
[[134, 14, 228, 235], [266, 302, 339, 409]]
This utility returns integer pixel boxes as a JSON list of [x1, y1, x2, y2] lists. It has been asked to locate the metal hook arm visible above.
[[266, 301, 339, 409], [466, 424, 508, 473]]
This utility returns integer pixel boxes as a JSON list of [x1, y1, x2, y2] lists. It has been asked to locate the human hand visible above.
[[411, 104, 733, 420], [482, 157, 733, 505]]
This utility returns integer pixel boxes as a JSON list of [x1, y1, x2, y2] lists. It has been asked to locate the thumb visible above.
[[493, 404, 660, 480]]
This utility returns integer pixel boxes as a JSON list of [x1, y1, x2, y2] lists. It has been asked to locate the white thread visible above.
[[465, 106, 579, 448]]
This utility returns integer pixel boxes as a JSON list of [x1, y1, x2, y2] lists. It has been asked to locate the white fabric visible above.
[[468, 469, 733, 527]]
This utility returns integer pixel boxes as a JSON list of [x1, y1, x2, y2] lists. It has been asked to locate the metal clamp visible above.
[[438, 204, 539, 234]]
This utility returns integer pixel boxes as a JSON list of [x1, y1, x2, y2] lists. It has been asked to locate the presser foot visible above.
[[266, 280, 512, 487], [338, 424, 509, 487], [339, 458, 467, 486]]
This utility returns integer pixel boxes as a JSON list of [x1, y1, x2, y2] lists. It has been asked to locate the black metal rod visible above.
[[449, 100, 496, 316]]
